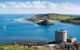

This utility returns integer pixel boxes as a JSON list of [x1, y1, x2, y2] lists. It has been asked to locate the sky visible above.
[[0, 0, 80, 14]]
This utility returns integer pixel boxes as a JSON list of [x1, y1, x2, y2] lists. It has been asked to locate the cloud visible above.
[[0, 1, 80, 14]]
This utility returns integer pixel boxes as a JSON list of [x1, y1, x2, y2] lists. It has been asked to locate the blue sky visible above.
[[0, 0, 80, 14]]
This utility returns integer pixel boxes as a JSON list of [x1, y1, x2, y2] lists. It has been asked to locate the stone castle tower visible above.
[[55, 30, 67, 43]]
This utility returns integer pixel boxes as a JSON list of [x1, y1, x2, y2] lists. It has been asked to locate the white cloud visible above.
[[0, 1, 80, 14]]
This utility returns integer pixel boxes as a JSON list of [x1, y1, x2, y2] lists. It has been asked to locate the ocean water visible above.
[[0, 14, 80, 43]]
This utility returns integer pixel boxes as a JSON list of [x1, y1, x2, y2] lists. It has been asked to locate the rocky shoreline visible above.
[[60, 17, 80, 25]]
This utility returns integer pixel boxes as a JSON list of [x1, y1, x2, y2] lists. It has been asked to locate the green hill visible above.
[[29, 13, 80, 25], [32, 14, 78, 20]]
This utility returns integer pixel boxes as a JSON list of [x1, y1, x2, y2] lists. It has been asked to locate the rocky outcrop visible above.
[[37, 19, 53, 26]]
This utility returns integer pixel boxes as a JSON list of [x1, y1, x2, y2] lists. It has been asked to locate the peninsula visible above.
[[14, 13, 80, 25], [29, 14, 80, 25]]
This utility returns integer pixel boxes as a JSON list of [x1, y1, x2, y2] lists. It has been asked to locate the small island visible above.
[[36, 19, 53, 26]]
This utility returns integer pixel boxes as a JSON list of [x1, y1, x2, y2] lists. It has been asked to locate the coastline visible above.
[[60, 20, 80, 26], [14, 17, 80, 26]]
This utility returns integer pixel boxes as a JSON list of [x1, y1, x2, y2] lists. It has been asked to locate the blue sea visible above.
[[0, 14, 80, 43]]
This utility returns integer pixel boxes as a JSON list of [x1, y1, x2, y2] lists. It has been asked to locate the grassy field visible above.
[[0, 43, 80, 50], [33, 14, 76, 20], [0, 44, 48, 50]]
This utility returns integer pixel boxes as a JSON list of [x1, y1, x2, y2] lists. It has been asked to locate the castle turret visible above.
[[55, 30, 67, 43]]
